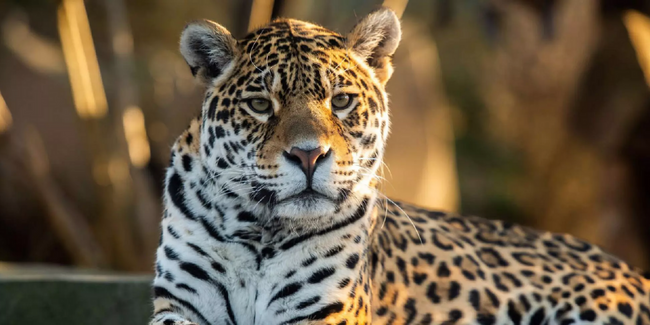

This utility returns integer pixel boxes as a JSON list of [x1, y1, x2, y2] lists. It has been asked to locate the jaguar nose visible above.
[[283, 146, 331, 184]]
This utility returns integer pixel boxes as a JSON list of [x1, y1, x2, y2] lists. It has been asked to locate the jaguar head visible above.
[[179, 9, 401, 226]]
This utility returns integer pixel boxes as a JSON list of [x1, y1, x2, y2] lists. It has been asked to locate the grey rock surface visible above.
[[0, 265, 152, 325]]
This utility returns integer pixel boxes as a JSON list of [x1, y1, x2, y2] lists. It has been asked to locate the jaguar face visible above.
[[179, 9, 401, 225]]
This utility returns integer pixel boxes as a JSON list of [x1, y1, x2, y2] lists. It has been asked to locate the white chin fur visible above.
[[274, 197, 337, 220]]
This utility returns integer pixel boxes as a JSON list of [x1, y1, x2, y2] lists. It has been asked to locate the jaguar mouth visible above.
[[279, 188, 335, 204]]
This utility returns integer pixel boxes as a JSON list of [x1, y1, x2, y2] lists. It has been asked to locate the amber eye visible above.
[[246, 98, 272, 114], [331, 94, 353, 110]]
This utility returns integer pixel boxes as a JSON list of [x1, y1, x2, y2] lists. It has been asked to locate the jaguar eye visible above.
[[246, 98, 272, 114], [331, 94, 353, 110]]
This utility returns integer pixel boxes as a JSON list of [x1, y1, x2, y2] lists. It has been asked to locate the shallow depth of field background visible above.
[[1, 0, 650, 274]]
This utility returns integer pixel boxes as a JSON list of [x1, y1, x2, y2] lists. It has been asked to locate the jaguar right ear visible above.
[[180, 20, 238, 85], [346, 8, 401, 85]]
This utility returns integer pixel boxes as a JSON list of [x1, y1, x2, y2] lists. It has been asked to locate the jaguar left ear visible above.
[[346, 8, 401, 85], [180, 19, 238, 85]]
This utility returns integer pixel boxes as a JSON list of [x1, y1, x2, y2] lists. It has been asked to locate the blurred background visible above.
[[1, 0, 650, 275]]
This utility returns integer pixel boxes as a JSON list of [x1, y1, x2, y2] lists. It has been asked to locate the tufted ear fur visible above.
[[346, 8, 401, 85], [180, 20, 238, 85]]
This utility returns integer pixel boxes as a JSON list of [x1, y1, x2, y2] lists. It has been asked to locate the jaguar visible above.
[[151, 8, 650, 325]]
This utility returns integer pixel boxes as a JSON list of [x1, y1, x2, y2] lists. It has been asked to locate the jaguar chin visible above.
[[273, 189, 337, 220]]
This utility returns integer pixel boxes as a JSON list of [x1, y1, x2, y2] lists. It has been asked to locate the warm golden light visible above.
[[248, 0, 275, 32], [0, 90, 12, 134], [408, 37, 459, 212], [2, 12, 66, 75], [382, 21, 459, 212], [57, 0, 108, 119], [382, 0, 409, 19], [123, 106, 151, 168], [624, 10, 650, 88], [108, 156, 131, 185]]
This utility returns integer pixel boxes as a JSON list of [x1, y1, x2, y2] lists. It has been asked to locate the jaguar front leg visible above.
[[149, 314, 198, 325], [150, 290, 202, 325], [150, 311, 197, 325]]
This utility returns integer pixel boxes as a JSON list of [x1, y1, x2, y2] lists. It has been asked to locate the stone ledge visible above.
[[0, 265, 153, 325]]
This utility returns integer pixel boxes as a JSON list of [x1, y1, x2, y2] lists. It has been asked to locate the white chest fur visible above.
[[155, 208, 370, 325]]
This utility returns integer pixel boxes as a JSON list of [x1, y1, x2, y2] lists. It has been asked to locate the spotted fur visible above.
[[151, 8, 650, 325]]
